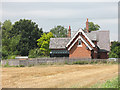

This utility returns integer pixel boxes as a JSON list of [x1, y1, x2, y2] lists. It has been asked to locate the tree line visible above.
[[0, 19, 120, 59], [1, 19, 68, 59]]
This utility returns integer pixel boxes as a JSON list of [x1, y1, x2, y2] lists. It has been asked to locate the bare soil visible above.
[[2, 64, 118, 88]]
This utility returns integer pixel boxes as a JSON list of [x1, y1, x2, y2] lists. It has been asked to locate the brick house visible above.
[[49, 19, 110, 59]]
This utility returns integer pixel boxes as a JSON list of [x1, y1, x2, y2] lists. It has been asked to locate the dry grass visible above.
[[2, 64, 118, 88]]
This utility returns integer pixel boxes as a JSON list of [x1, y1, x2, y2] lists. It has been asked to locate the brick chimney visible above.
[[67, 25, 71, 38], [86, 18, 89, 33]]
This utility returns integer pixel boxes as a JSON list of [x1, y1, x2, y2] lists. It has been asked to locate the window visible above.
[[78, 39, 82, 47]]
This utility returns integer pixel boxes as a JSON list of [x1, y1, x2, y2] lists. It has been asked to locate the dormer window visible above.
[[78, 39, 82, 47]]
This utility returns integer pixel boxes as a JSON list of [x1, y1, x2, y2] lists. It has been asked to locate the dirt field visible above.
[[2, 64, 118, 88]]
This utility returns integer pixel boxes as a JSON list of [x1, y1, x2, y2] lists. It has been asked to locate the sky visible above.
[[1, 1, 118, 41]]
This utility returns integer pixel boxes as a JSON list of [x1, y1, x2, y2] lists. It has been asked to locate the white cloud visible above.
[[94, 18, 118, 41], [26, 9, 77, 18], [1, 2, 118, 41], [2, 0, 119, 2], [3, 9, 84, 19], [93, 18, 118, 25], [2, 5, 117, 19], [110, 33, 118, 41]]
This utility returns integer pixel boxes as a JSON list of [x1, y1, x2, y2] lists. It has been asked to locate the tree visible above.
[[2, 20, 13, 39], [2, 20, 21, 59], [109, 41, 120, 58], [28, 48, 43, 58], [84, 22, 100, 32], [2, 20, 14, 59], [2, 35, 21, 59], [37, 32, 54, 56], [11, 19, 43, 56], [50, 25, 67, 38], [0, 22, 1, 58]]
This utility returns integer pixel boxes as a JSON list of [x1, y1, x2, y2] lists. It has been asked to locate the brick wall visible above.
[[69, 40, 91, 59], [100, 52, 108, 59], [92, 47, 99, 59]]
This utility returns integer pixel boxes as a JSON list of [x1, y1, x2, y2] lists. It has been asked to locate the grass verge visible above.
[[91, 77, 119, 88]]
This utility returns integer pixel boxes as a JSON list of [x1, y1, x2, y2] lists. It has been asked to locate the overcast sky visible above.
[[1, 1, 118, 41]]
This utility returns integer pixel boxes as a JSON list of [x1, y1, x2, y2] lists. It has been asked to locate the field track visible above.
[[2, 64, 118, 88]]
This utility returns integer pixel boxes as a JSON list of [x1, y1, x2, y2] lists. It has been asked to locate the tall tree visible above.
[[50, 25, 67, 38], [2, 20, 13, 39], [11, 19, 43, 56], [0, 22, 1, 58], [2, 20, 14, 59], [37, 32, 54, 56], [109, 41, 120, 58], [84, 22, 100, 32]]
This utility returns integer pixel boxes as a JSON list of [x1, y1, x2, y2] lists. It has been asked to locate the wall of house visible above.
[[92, 47, 99, 59], [100, 52, 108, 59], [69, 40, 91, 59]]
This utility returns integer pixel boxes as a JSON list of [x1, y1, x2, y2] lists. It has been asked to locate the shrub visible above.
[[28, 64, 34, 67], [28, 48, 43, 58], [19, 65, 25, 67], [102, 60, 107, 64], [4, 60, 9, 67], [90, 60, 94, 64], [83, 61, 89, 64], [7, 55, 16, 59], [73, 61, 89, 65], [65, 61, 68, 64]]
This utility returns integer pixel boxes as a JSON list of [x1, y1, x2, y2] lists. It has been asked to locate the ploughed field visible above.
[[2, 64, 118, 88]]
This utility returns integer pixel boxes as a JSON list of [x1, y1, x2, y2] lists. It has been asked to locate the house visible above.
[[49, 19, 110, 59]]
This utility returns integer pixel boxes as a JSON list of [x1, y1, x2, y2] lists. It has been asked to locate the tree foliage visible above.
[[109, 41, 120, 58], [2, 19, 43, 59], [28, 48, 43, 58], [37, 32, 54, 56], [2, 20, 16, 59], [2, 20, 13, 39], [0, 21, 1, 58], [84, 22, 100, 32], [11, 19, 43, 56], [50, 25, 67, 38]]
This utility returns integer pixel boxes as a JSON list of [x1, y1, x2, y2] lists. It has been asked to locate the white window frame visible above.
[[66, 28, 95, 48], [68, 36, 92, 51], [78, 39, 82, 47]]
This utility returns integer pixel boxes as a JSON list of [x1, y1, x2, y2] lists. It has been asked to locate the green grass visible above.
[[71, 76, 119, 88], [4, 64, 25, 67], [91, 77, 119, 88]]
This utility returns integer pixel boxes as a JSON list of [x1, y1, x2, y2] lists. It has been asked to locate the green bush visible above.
[[65, 61, 68, 64], [73, 61, 89, 65], [90, 60, 94, 64], [83, 61, 89, 64], [2, 50, 9, 60], [7, 55, 16, 59], [103, 60, 107, 64], [28, 48, 43, 58], [72, 60, 117, 65], [19, 65, 25, 67], [4, 60, 9, 67], [28, 64, 34, 67]]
